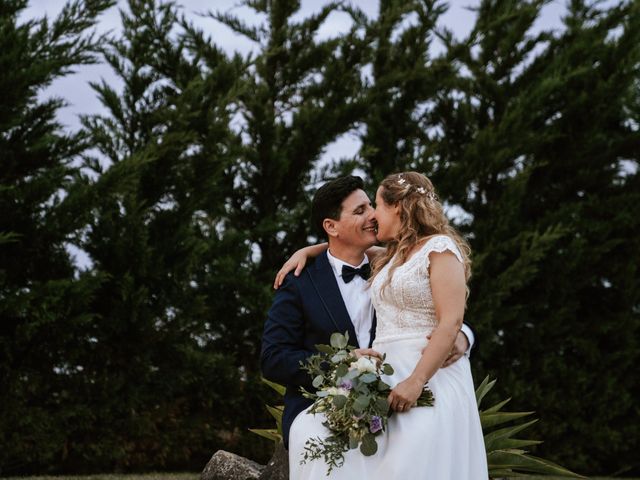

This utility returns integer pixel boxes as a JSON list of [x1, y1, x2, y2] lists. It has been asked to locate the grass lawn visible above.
[[2, 476, 639, 480], [1, 475, 198, 480]]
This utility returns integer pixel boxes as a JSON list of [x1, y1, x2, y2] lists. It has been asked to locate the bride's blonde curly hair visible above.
[[370, 172, 472, 296]]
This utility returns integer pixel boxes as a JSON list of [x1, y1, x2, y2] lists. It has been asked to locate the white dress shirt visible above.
[[326, 250, 375, 348]]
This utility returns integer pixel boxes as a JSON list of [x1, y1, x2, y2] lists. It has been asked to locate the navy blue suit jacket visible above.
[[260, 252, 376, 448]]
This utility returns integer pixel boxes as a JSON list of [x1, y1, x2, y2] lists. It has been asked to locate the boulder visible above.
[[258, 441, 289, 480], [201, 450, 264, 480]]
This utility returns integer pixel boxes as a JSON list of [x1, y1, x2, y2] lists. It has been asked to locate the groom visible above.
[[260, 175, 475, 448]]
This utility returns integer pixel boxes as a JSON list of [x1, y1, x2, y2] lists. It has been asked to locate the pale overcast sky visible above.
[[23, 0, 568, 163], [19, 1, 571, 269]]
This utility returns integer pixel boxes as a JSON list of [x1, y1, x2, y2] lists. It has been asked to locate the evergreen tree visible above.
[[208, 0, 371, 417], [75, 0, 251, 470], [0, 0, 114, 474], [430, 0, 640, 473], [357, 0, 455, 184]]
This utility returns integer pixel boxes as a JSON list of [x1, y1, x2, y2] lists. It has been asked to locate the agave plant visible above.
[[249, 377, 286, 443], [476, 376, 583, 479]]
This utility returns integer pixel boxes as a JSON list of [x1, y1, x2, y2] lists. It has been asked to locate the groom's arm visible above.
[[261, 274, 315, 390], [461, 322, 477, 354], [436, 322, 477, 367]]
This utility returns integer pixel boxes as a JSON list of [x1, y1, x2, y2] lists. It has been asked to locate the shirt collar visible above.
[[326, 250, 369, 278]]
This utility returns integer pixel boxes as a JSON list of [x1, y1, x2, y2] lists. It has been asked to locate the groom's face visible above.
[[328, 189, 377, 249]]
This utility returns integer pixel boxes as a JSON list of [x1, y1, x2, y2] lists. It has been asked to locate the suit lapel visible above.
[[368, 310, 377, 348], [310, 252, 359, 347]]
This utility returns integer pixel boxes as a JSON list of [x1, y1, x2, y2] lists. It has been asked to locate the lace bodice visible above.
[[371, 235, 464, 343]]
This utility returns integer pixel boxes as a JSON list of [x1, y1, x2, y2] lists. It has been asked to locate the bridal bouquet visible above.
[[299, 332, 434, 474]]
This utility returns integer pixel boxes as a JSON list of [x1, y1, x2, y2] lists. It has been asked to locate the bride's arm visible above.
[[273, 243, 328, 289], [274, 244, 387, 289], [387, 251, 466, 412]]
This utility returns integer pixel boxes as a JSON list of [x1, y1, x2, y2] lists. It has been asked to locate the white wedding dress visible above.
[[289, 235, 488, 479]]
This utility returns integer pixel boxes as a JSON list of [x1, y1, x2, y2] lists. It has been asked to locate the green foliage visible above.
[[476, 376, 582, 478], [0, 0, 114, 474], [1, 0, 638, 475], [423, 1, 640, 474], [248, 378, 285, 443]]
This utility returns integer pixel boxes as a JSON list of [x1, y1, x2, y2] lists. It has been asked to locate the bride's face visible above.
[[374, 187, 401, 242]]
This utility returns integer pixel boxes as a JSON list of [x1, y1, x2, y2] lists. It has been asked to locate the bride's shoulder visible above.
[[418, 235, 462, 261]]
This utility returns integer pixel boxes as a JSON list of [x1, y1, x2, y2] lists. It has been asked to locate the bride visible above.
[[281, 172, 487, 479]]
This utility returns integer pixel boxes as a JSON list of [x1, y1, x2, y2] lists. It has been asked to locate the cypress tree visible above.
[[208, 0, 371, 430], [358, 0, 454, 184], [0, 0, 114, 474], [431, 0, 640, 473], [74, 0, 251, 470]]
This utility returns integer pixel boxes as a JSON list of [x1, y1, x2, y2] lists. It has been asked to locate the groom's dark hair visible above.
[[311, 175, 364, 239]]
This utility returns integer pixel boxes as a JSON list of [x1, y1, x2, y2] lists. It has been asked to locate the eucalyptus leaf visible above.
[[375, 397, 390, 413], [382, 363, 394, 375], [360, 433, 378, 456], [312, 375, 324, 388], [335, 364, 348, 378], [377, 380, 390, 391], [354, 394, 370, 410], [330, 332, 348, 349], [332, 395, 348, 408], [315, 344, 334, 355], [331, 352, 348, 363], [345, 368, 360, 380], [360, 373, 377, 383]]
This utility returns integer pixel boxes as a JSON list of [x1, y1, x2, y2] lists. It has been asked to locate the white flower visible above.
[[324, 387, 350, 397], [350, 356, 377, 374]]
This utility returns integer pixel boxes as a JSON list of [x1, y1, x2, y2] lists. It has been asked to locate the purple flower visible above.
[[339, 379, 353, 390], [369, 416, 383, 434]]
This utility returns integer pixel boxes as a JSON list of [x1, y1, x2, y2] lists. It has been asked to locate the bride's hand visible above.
[[387, 376, 424, 412], [273, 243, 328, 289]]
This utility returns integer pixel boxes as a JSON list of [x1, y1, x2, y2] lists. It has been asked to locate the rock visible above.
[[201, 450, 264, 480], [258, 441, 289, 480]]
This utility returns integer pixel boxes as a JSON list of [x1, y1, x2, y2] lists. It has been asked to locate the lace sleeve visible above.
[[423, 235, 463, 269]]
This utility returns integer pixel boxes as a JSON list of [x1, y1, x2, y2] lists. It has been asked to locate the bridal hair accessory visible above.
[[396, 175, 438, 200]]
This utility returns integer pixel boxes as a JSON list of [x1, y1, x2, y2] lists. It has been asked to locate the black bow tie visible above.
[[341, 263, 371, 283]]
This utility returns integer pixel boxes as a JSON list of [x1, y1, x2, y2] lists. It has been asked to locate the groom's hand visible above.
[[424, 331, 469, 367], [353, 348, 382, 361]]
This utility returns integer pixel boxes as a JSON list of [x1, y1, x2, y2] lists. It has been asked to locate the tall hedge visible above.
[[1, 0, 638, 475]]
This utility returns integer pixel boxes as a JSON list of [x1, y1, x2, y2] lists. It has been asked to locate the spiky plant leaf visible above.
[[475, 375, 497, 407], [487, 450, 584, 477], [483, 419, 539, 451], [476, 376, 583, 478], [262, 377, 286, 396], [481, 411, 534, 430], [248, 428, 282, 442], [483, 397, 511, 414]]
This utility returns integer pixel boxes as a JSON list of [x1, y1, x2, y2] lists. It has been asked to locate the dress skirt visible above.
[[288, 335, 488, 479]]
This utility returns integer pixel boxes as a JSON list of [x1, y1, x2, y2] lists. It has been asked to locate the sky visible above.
[[19, 1, 570, 268], [22, 0, 569, 164]]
